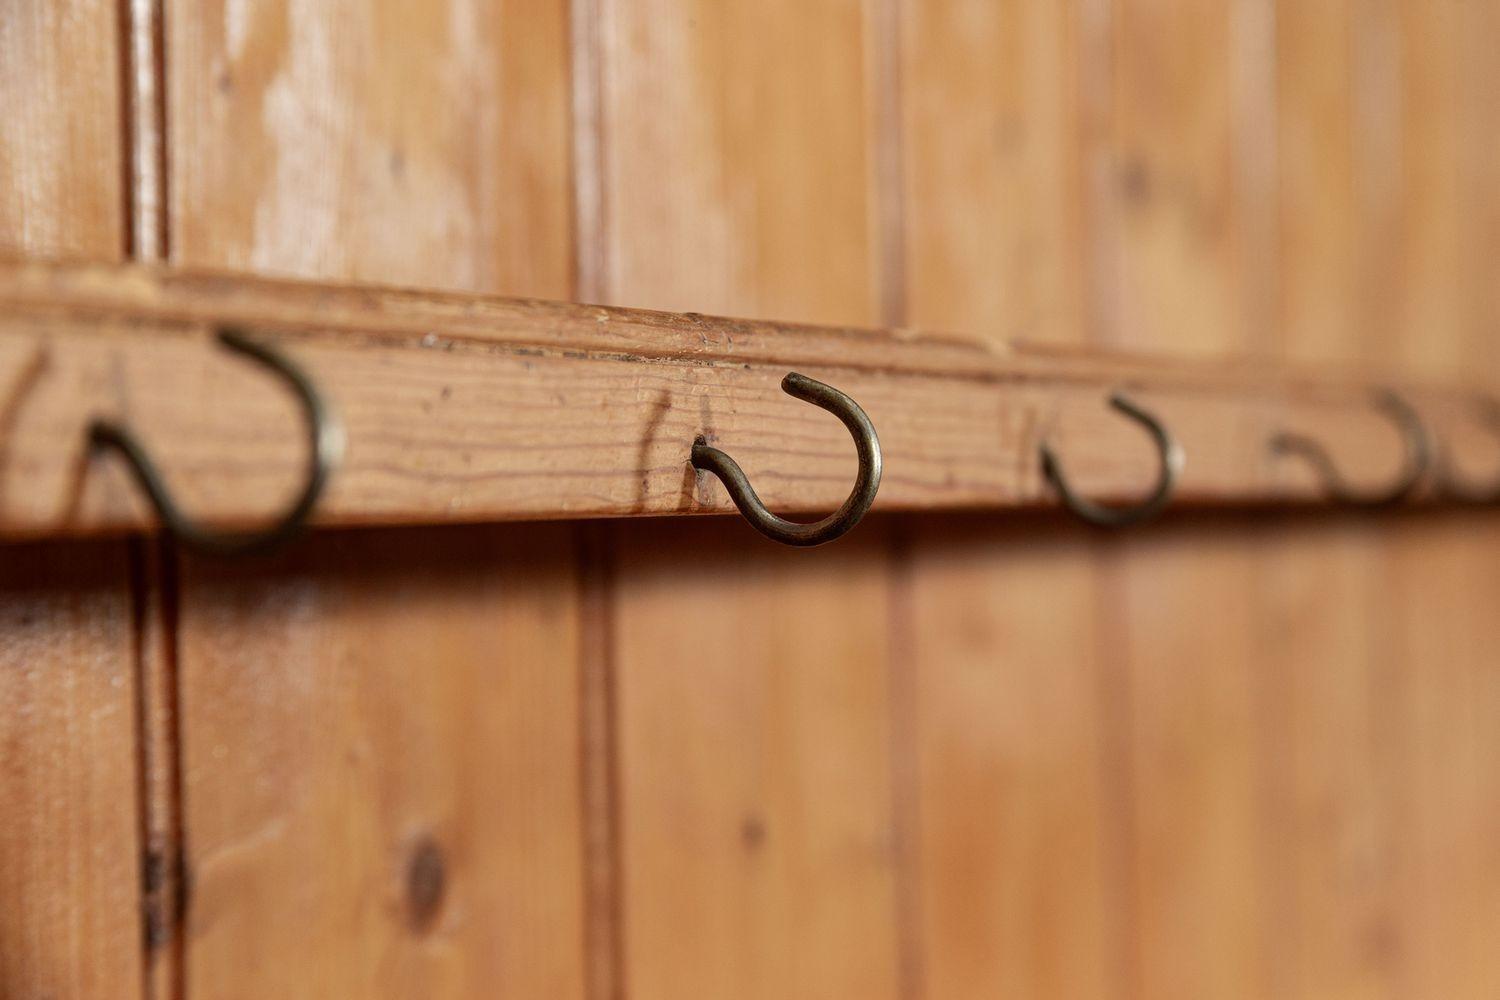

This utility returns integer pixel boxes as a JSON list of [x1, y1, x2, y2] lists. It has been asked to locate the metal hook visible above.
[[1270, 389, 1431, 507], [1040, 392, 1183, 527], [691, 373, 881, 546], [89, 326, 344, 556], [1436, 394, 1500, 503]]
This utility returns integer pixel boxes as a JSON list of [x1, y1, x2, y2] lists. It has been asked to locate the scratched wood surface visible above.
[[0, 259, 1486, 540]]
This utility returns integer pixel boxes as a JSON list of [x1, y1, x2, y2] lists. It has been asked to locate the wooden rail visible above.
[[0, 259, 1493, 540]]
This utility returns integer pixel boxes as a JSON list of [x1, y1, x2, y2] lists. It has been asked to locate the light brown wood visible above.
[[904, 518, 1117, 999], [899, 0, 1085, 347], [1388, 513, 1500, 999], [166, 0, 573, 298], [590, 0, 880, 326], [0, 0, 125, 260], [610, 520, 902, 999], [0, 541, 143, 1000], [1253, 516, 1400, 1000], [175, 526, 588, 999], [1111, 523, 1270, 1000], [155, 6, 587, 998], [1, 259, 1489, 542]]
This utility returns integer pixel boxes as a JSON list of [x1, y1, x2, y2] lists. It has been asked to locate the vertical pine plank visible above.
[[1252, 517, 1402, 1000], [897, 5, 1116, 997], [898, 0, 1084, 345], [1387, 513, 1500, 1000], [0, 543, 142, 1000], [1095, 0, 1274, 357], [1260, 5, 1408, 998], [592, 3, 901, 996], [1092, 3, 1277, 998], [0, 0, 125, 258], [1111, 523, 1269, 1000], [176, 528, 587, 999], [592, 0, 879, 324], [0, 3, 142, 996], [166, 0, 573, 296], [163, 4, 584, 994], [1385, 7, 1500, 997], [904, 518, 1117, 1000], [611, 521, 901, 1000]]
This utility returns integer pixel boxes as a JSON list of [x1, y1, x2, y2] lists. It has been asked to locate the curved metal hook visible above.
[[1040, 392, 1183, 528], [691, 373, 882, 546], [1436, 394, 1500, 503], [1270, 389, 1431, 507], [89, 327, 344, 556]]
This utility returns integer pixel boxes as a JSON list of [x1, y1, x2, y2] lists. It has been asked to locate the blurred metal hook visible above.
[[691, 373, 881, 546], [1040, 392, 1183, 527], [1270, 389, 1430, 507], [89, 326, 344, 556], [1436, 393, 1500, 503]]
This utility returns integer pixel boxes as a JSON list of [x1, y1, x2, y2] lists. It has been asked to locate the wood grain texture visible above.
[[1110, 522, 1270, 1000], [592, 0, 878, 325], [166, 0, 572, 298], [610, 520, 901, 999], [1387, 512, 1500, 1000], [904, 517, 1117, 1000], [0, 0, 124, 259], [0, 541, 142, 1000], [1253, 516, 1402, 1000], [1094, 0, 1275, 357], [899, 0, 1085, 346], [0, 260, 1486, 541], [175, 526, 587, 1000]]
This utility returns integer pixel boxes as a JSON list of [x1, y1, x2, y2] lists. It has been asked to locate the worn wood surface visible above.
[[175, 527, 588, 999], [0, 0, 125, 260], [0, 259, 1490, 542], [150, 6, 586, 1000], [0, 541, 142, 1000], [166, 0, 573, 297], [3, 1, 1500, 998]]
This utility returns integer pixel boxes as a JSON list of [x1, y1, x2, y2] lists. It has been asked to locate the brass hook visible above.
[[89, 327, 344, 556], [1436, 393, 1500, 503], [1270, 389, 1430, 507], [691, 373, 881, 546], [1040, 392, 1183, 527]]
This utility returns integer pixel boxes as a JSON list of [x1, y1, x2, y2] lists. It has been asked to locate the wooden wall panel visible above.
[[161, 5, 585, 996], [610, 521, 901, 999], [896, 6, 1116, 997], [0, 0, 125, 259], [1095, 0, 1275, 357], [0, 4, 143, 998], [0, 542, 142, 1000], [898, 0, 1084, 345], [589, 4, 903, 996], [1253, 517, 1400, 1000], [1110, 524, 1269, 1000], [1089, 5, 1276, 999], [175, 527, 587, 999], [166, 0, 573, 297], [904, 518, 1117, 1000], [588, 0, 879, 324], [1388, 513, 1500, 999]]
